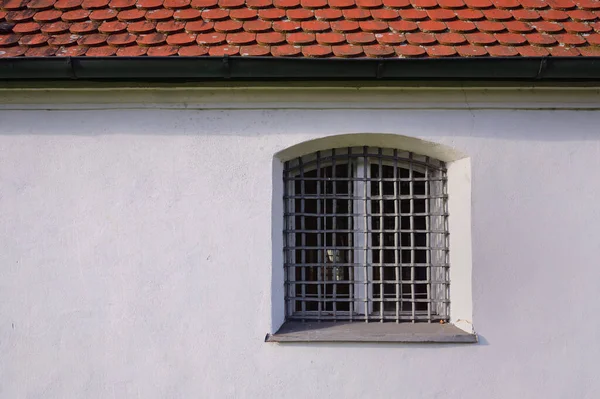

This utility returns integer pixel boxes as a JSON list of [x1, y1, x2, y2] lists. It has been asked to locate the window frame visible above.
[[268, 134, 475, 344]]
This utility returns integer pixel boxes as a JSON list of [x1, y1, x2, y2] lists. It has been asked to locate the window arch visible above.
[[283, 146, 449, 323]]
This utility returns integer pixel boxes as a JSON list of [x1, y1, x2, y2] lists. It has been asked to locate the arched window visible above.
[[283, 147, 448, 323]]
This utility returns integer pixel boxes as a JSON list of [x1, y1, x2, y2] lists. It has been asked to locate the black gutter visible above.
[[1, 56, 600, 81]]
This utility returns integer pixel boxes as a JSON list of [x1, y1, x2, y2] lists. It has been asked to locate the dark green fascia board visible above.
[[1, 56, 600, 81]]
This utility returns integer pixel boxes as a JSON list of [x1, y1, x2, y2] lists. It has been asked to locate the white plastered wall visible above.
[[1, 86, 599, 398]]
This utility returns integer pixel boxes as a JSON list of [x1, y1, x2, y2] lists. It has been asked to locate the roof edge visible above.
[[2, 56, 600, 82]]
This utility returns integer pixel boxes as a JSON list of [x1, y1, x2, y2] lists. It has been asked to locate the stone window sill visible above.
[[265, 321, 477, 343]]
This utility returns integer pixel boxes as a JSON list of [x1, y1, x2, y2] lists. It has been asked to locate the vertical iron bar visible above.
[[363, 146, 369, 323], [283, 161, 290, 318], [393, 150, 400, 323], [316, 152, 322, 320], [425, 157, 432, 323], [348, 148, 354, 321], [443, 165, 449, 321], [332, 149, 337, 320], [378, 148, 384, 322], [409, 152, 415, 322], [299, 157, 307, 318]]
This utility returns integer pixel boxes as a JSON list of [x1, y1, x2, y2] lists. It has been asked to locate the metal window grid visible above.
[[283, 146, 449, 323]]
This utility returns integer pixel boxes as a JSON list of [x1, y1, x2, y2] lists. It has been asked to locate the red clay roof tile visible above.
[[381, 0, 409, 6], [456, 43, 487, 55], [47, 31, 77, 43], [466, 31, 496, 43], [446, 20, 477, 32], [436, 31, 467, 43], [456, 9, 484, 20], [240, 43, 270, 55], [244, 19, 272, 31], [256, 30, 285, 43], [165, 30, 194, 43], [405, 31, 436, 44], [511, 9, 539, 21], [332, 43, 363, 56], [25, 45, 56, 54], [41, 20, 70, 32], [301, 19, 330, 31], [549, 45, 578, 55], [329, 0, 355, 8], [6, 9, 36, 21], [229, 8, 256, 19], [525, 31, 557, 45], [225, 30, 255, 44], [425, 44, 457, 56], [106, 31, 136, 43], [55, 43, 86, 53], [504, 20, 534, 32], [375, 31, 405, 44], [156, 19, 184, 31], [395, 43, 426, 56], [388, 20, 418, 32], [116, 43, 147, 53], [516, 44, 548, 55], [109, 0, 136, 8], [3, 0, 30, 10], [88, 8, 117, 19], [486, 44, 518, 55], [55, 0, 83, 10], [117, 7, 144, 18], [271, 43, 301, 55], [418, 20, 447, 32], [13, 21, 41, 32], [287, 30, 315, 44], [208, 43, 239, 55], [0, 46, 27, 56], [176, 43, 205, 54], [86, 44, 116, 54], [363, 43, 394, 56], [1, 34, 21, 46], [273, 0, 298, 6], [19, 32, 49, 44], [259, 7, 285, 19], [302, 43, 332, 56], [438, 0, 465, 9], [370, 8, 398, 21], [272, 19, 301, 31], [562, 20, 592, 31], [330, 19, 359, 31]]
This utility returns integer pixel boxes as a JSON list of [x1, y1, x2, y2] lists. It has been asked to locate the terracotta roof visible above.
[[0, 0, 600, 58]]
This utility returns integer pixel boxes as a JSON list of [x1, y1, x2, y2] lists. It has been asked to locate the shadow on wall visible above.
[[274, 133, 467, 163], [0, 108, 599, 142], [269, 336, 490, 350]]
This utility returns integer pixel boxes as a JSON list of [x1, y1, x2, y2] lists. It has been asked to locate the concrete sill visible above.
[[265, 321, 477, 343]]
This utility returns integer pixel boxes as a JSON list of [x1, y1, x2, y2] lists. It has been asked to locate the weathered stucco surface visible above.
[[0, 87, 599, 398]]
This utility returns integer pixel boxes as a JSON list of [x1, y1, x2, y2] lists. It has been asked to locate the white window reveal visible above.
[[283, 147, 449, 323]]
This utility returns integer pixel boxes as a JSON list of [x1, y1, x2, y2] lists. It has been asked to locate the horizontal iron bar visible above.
[[285, 229, 446, 234], [284, 195, 447, 200], [285, 212, 448, 217], [286, 153, 445, 172], [285, 318, 447, 323], [284, 177, 446, 182], [286, 280, 448, 284], [286, 297, 448, 303], [284, 263, 450, 267]]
